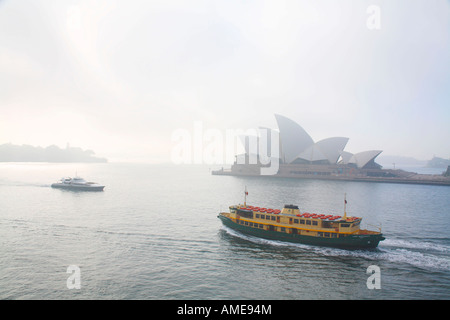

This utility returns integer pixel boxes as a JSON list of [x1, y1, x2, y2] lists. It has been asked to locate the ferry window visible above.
[[294, 219, 299, 224], [266, 215, 270, 220], [260, 215, 265, 219], [312, 221, 318, 226], [280, 227, 286, 232], [256, 214, 260, 219], [331, 233, 337, 238], [317, 232, 323, 237], [300, 219, 305, 224], [341, 224, 350, 228], [259, 224, 264, 228], [306, 220, 311, 225], [244, 221, 248, 226], [322, 221, 331, 228], [271, 216, 276, 221], [249, 222, 253, 227], [324, 233, 330, 237]]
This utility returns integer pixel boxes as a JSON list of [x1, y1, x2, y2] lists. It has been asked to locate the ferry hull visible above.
[[218, 215, 384, 250], [51, 183, 105, 191]]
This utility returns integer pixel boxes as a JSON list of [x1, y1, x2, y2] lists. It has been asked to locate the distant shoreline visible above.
[[0, 160, 107, 163], [0, 143, 107, 163]]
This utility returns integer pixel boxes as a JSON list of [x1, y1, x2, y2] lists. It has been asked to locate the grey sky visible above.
[[1, 0, 449, 163]]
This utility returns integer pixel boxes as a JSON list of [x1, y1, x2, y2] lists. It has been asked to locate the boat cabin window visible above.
[[312, 221, 318, 226], [260, 214, 265, 219], [306, 220, 311, 225], [341, 223, 350, 228], [322, 221, 332, 228], [317, 232, 338, 238], [294, 219, 299, 224], [238, 209, 253, 219], [300, 219, 305, 224]]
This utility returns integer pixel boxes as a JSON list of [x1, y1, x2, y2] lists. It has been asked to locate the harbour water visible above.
[[0, 162, 449, 300]]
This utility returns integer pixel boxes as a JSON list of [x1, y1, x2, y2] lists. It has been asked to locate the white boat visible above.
[[51, 176, 105, 191]]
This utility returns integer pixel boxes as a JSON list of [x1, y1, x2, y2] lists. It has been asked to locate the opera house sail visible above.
[[212, 115, 450, 186]]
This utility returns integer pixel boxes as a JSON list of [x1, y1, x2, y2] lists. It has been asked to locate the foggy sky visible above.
[[1, 0, 449, 163]]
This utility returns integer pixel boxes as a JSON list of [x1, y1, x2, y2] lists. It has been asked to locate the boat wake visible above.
[[220, 226, 450, 272], [381, 238, 450, 253], [0, 180, 51, 188]]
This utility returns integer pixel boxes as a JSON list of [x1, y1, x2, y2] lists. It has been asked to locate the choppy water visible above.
[[0, 163, 449, 299]]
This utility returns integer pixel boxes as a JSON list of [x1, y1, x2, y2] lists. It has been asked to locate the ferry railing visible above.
[[365, 223, 382, 233]]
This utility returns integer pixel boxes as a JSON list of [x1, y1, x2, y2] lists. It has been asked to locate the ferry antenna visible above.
[[244, 186, 248, 207], [344, 193, 347, 218]]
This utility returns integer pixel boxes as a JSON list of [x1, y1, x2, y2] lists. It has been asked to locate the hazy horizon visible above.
[[1, 0, 449, 163]]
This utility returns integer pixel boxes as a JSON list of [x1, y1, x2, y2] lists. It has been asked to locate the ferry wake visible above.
[[218, 189, 385, 249]]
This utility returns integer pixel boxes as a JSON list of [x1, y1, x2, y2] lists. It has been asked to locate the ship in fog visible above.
[[51, 176, 105, 191], [212, 114, 450, 186]]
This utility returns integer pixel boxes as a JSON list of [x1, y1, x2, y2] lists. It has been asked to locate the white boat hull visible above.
[[51, 183, 105, 191]]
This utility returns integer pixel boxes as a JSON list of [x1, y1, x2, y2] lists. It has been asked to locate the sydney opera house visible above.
[[213, 115, 450, 186], [242, 114, 382, 169]]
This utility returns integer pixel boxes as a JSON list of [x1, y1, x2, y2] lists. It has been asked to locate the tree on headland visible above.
[[0, 143, 107, 163]]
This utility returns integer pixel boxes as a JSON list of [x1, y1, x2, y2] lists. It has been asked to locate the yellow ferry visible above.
[[218, 190, 385, 249]]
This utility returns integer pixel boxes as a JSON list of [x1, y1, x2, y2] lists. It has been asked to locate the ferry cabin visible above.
[[223, 204, 364, 239]]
